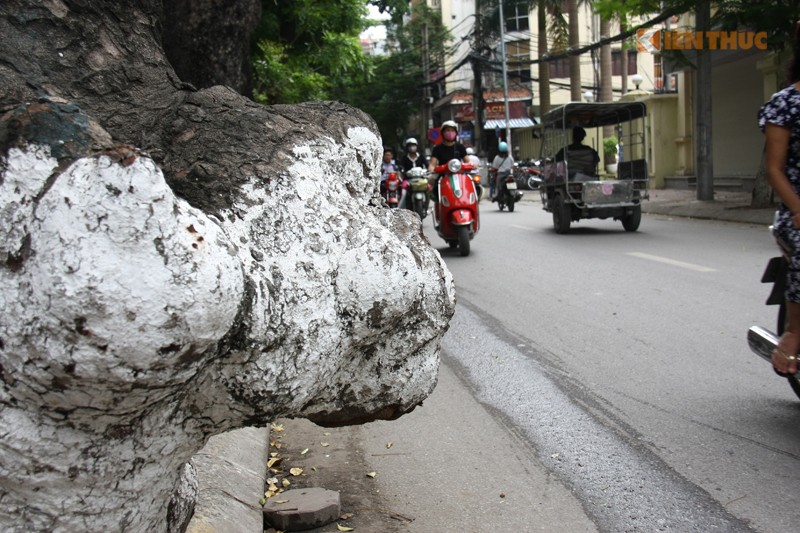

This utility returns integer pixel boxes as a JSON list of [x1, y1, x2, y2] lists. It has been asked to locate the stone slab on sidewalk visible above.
[[186, 426, 269, 533], [263, 487, 341, 531]]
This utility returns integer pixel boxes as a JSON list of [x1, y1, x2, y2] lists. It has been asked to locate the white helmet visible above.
[[405, 137, 418, 146], [466, 147, 474, 155], [441, 120, 458, 131]]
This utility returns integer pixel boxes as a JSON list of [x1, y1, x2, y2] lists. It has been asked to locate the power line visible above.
[[420, 5, 685, 87]]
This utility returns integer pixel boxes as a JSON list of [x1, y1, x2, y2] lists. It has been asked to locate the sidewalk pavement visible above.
[[188, 187, 777, 532], [516, 187, 776, 226], [640, 188, 775, 226]]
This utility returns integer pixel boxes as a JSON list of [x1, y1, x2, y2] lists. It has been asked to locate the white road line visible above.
[[626, 252, 717, 272], [510, 224, 534, 231]]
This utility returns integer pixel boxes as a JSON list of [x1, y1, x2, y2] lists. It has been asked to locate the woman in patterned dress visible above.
[[759, 25, 800, 375]]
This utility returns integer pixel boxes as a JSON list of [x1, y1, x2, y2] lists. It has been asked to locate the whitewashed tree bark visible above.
[[0, 2, 456, 531]]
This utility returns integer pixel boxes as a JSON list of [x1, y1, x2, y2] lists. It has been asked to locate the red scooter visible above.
[[383, 171, 405, 208], [431, 159, 480, 257]]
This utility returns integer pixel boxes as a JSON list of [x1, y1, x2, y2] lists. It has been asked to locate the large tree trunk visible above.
[[599, 17, 613, 140], [567, 0, 582, 102], [0, 1, 455, 531], [162, 0, 258, 98], [537, 1, 551, 115]]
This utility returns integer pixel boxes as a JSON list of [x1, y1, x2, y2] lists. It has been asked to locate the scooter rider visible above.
[[465, 147, 481, 171], [400, 138, 426, 173], [489, 141, 514, 201], [428, 120, 468, 201], [379, 146, 397, 197]]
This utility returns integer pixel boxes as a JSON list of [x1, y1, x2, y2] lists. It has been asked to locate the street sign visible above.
[[427, 127, 442, 145]]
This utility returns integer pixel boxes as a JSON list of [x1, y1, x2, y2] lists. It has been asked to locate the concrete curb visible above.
[[186, 427, 269, 533]]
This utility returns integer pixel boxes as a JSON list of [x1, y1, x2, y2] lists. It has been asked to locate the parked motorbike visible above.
[[383, 171, 405, 209], [747, 228, 800, 399], [524, 160, 543, 190], [431, 159, 480, 257], [405, 166, 430, 219]]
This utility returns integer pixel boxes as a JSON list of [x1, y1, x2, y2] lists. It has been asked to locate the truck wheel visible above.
[[553, 193, 571, 234], [622, 205, 642, 232]]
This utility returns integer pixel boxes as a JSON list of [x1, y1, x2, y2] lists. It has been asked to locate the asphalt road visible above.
[[423, 197, 800, 533]]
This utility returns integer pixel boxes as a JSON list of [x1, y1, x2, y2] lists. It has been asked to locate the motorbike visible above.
[[468, 164, 485, 201], [493, 170, 523, 212], [383, 171, 405, 209], [511, 160, 541, 190], [431, 159, 480, 257], [747, 228, 800, 399], [522, 160, 543, 190], [404, 166, 430, 219]]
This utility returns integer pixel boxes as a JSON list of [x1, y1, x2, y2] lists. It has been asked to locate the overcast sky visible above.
[[361, 4, 388, 40]]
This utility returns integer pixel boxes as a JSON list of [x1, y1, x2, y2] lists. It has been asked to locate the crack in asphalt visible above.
[[443, 301, 755, 533]]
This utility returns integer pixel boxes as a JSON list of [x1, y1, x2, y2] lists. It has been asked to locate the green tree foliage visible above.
[[339, 3, 451, 149], [250, 0, 448, 150], [593, 0, 800, 51], [252, 0, 373, 104]]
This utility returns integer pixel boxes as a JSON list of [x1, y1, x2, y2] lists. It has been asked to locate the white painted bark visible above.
[[0, 124, 455, 531]]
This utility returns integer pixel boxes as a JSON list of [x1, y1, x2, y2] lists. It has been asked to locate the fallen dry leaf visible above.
[[272, 423, 285, 432], [340, 512, 354, 520], [336, 524, 354, 532], [289, 468, 303, 476], [267, 457, 282, 468], [386, 442, 393, 449], [366, 471, 377, 478], [282, 478, 291, 488], [320, 442, 330, 447], [300, 448, 309, 455], [311, 466, 318, 472], [323, 432, 331, 436]]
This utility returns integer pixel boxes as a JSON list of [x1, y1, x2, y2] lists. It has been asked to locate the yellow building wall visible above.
[[645, 94, 679, 188], [712, 52, 767, 177]]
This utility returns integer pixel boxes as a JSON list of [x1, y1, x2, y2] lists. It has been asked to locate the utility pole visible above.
[[695, 0, 713, 201], [422, 23, 432, 141], [498, 0, 512, 152], [471, 0, 483, 156]]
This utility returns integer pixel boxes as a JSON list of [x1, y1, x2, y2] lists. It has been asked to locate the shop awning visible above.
[[484, 118, 537, 129]]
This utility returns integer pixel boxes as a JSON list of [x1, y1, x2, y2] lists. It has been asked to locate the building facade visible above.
[[425, 2, 773, 188]]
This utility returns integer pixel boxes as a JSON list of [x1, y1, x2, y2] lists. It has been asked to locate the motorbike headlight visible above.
[[447, 159, 462, 174]]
